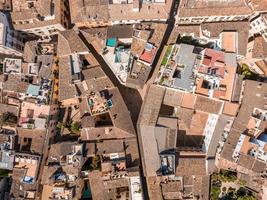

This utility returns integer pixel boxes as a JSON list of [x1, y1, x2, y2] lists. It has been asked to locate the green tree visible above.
[[210, 186, 221, 200], [70, 122, 81, 134], [219, 169, 237, 182], [56, 122, 63, 129], [241, 64, 258, 80], [236, 188, 256, 200], [0, 169, 10, 178]]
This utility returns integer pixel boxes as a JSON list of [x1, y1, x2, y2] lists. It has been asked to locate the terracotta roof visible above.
[[69, 0, 109, 24], [222, 102, 239, 116], [107, 25, 133, 39], [96, 140, 124, 154], [251, 159, 266, 173], [176, 107, 194, 130], [48, 142, 77, 162], [82, 66, 105, 80], [137, 29, 151, 41], [146, 177, 164, 200], [237, 154, 255, 169], [17, 128, 46, 154], [23, 41, 38, 63], [70, 0, 172, 26], [200, 21, 250, 56], [147, 23, 167, 47], [57, 30, 88, 57], [138, 85, 165, 126], [58, 56, 78, 101], [109, 0, 172, 22], [80, 114, 95, 128], [194, 95, 223, 114], [108, 87, 136, 135], [86, 143, 96, 157], [192, 175, 210, 200], [175, 157, 206, 176], [252, 36, 267, 59], [157, 117, 178, 130], [188, 111, 209, 136], [11, 0, 63, 30], [41, 165, 58, 185], [37, 55, 53, 79], [161, 181, 183, 200], [163, 88, 184, 107], [2, 74, 29, 94], [80, 127, 134, 141], [221, 31, 237, 53], [198, 48, 225, 78], [249, 0, 267, 11], [178, 0, 251, 18], [139, 46, 157, 64], [80, 28, 107, 53], [181, 93, 196, 109], [0, 0, 11, 11], [88, 171, 109, 200], [221, 80, 267, 166], [125, 138, 140, 166]]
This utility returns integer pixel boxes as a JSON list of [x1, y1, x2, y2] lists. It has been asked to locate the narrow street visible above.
[[78, 1, 180, 199], [36, 56, 59, 196]]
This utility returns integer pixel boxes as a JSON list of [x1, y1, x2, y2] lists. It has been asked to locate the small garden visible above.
[[220, 187, 256, 200], [241, 64, 259, 80], [210, 170, 256, 200], [57, 120, 81, 135], [161, 45, 173, 66]]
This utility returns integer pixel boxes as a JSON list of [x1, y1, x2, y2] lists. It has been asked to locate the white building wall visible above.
[[22, 23, 66, 36], [0, 12, 23, 56], [130, 176, 144, 200], [202, 114, 219, 153], [111, 18, 167, 25], [250, 14, 267, 42]]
